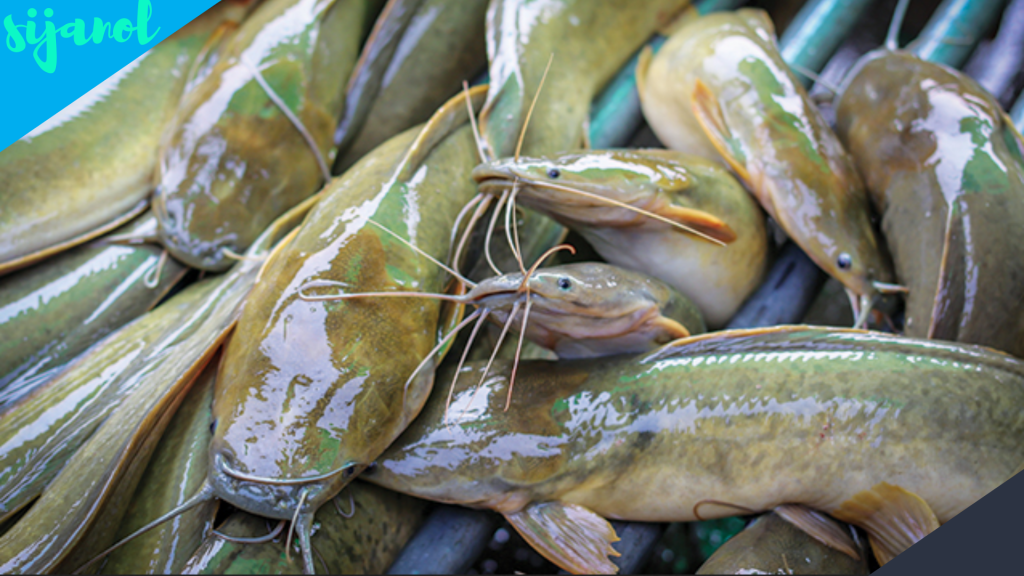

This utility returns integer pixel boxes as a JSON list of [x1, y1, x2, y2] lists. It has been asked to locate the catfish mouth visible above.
[[210, 452, 360, 520], [159, 231, 235, 272], [469, 163, 517, 186]]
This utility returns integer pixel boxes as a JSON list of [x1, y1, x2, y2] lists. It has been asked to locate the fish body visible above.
[[481, 0, 690, 158], [154, 0, 371, 271], [0, 213, 186, 412], [208, 88, 486, 572], [473, 149, 769, 327], [180, 481, 427, 574], [461, 262, 705, 358], [101, 352, 219, 575], [636, 9, 893, 302], [368, 326, 1024, 571], [697, 511, 869, 574], [468, 0, 690, 281], [0, 1, 252, 275], [0, 189, 315, 574], [333, 0, 490, 172], [835, 50, 1024, 357]]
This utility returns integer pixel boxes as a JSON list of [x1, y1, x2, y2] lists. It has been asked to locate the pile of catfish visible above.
[[2, 0, 1024, 574]]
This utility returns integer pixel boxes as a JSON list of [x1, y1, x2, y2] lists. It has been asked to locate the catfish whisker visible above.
[[448, 192, 486, 263], [219, 457, 354, 486], [299, 289, 468, 303], [243, 58, 331, 183], [506, 295, 534, 411], [73, 481, 216, 574], [460, 300, 522, 421], [366, 219, 475, 287], [514, 53, 555, 162], [333, 489, 355, 519], [484, 190, 510, 275], [504, 179, 527, 275], [445, 308, 492, 425], [402, 308, 485, 403], [463, 80, 490, 163], [451, 193, 494, 271], [285, 488, 309, 563], [143, 249, 169, 289]]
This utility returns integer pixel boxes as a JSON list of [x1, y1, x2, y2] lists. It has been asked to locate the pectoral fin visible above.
[[650, 316, 692, 340], [691, 79, 752, 184], [831, 483, 940, 565], [504, 502, 621, 575], [928, 201, 966, 340], [774, 504, 861, 560], [659, 205, 737, 244]]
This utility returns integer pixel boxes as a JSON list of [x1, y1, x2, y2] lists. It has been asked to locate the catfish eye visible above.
[[209, 419, 217, 435], [837, 253, 852, 270], [547, 168, 560, 178], [342, 464, 358, 479], [558, 277, 572, 290]]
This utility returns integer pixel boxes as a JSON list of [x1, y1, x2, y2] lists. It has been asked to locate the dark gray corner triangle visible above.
[[875, 470, 1024, 574]]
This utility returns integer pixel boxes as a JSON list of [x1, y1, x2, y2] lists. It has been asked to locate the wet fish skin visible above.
[[835, 50, 1024, 357], [154, 0, 372, 271], [0, 1, 252, 275]]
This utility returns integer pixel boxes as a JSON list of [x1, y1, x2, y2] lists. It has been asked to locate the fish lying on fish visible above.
[[835, 2, 1024, 358], [0, 1, 255, 276], [367, 326, 1024, 573], [154, 0, 373, 271], [472, 149, 769, 328], [696, 508, 869, 574], [636, 8, 896, 324]]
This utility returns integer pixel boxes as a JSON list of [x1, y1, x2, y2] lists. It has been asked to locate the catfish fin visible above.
[[927, 200, 966, 340], [831, 482, 940, 565], [504, 501, 621, 575], [659, 205, 737, 244], [691, 79, 752, 184], [774, 504, 861, 560], [650, 315, 692, 340]]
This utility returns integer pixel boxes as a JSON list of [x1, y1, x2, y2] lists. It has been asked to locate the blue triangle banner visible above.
[[0, 0, 221, 153]]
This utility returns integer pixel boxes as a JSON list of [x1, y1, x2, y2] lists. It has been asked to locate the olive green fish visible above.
[[367, 326, 1024, 573], [472, 149, 769, 328], [206, 87, 486, 573], [636, 9, 895, 319], [307, 258, 705, 360], [466, 0, 691, 282], [0, 212, 187, 412], [332, 0, 490, 172], [100, 351, 220, 575], [835, 47, 1024, 357], [154, 0, 373, 271], [0, 189, 317, 575], [0, 1, 253, 276], [697, 510, 869, 574], [480, 0, 690, 158], [179, 481, 427, 574]]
